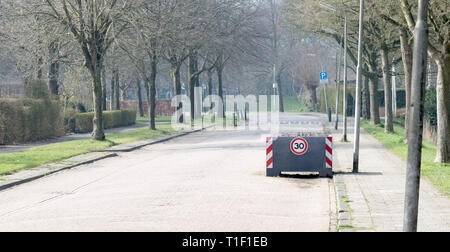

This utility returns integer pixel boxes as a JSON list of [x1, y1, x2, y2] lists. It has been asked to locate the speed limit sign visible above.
[[290, 138, 309, 156]]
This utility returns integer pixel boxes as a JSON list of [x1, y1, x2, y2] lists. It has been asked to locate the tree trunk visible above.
[[114, 68, 120, 110], [401, 29, 413, 142], [37, 57, 43, 80], [188, 52, 199, 123], [121, 88, 127, 101], [170, 63, 182, 96], [207, 69, 214, 109], [306, 83, 317, 110], [170, 62, 183, 123], [110, 69, 116, 111], [369, 76, 381, 125], [48, 41, 59, 97], [92, 69, 105, 141], [381, 47, 394, 133], [136, 78, 144, 117], [435, 58, 450, 163], [102, 67, 107, 111], [148, 56, 157, 130], [217, 66, 225, 118], [276, 71, 285, 112], [362, 74, 371, 120]]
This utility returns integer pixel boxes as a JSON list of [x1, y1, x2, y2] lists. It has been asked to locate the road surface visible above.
[[0, 113, 335, 232]]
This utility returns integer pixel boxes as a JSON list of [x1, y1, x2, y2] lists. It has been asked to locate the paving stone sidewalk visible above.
[[332, 125, 450, 232]]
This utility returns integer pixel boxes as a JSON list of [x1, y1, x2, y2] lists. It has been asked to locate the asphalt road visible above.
[[0, 113, 334, 232]]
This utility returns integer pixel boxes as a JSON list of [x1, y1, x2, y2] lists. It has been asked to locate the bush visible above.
[[24, 80, 50, 100], [0, 99, 64, 145], [70, 109, 137, 133], [424, 86, 437, 127], [315, 87, 406, 116], [378, 89, 406, 108], [61, 99, 88, 113], [316, 87, 356, 116]]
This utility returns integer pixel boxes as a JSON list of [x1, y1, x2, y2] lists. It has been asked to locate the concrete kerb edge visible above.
[[333, 175, 355, 232], [0, 128, 206, 192], [96, 128, 204, 153], [0, 153, 118, 192]]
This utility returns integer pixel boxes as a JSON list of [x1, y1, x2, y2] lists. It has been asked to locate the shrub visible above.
[[24, 80, 50, 100], [377, 89, 406, 108], [0, 99, 64, 145], [424, 85, 437, 127], [70, 109, 137, 133], [61, 99, 88, 113], [315, 87, 406, 115], [72, 112, 94, 133], [316, 87, 356, 116]]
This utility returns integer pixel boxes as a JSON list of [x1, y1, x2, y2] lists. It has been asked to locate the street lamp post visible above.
[[335, 48, 341, 130], [273, 64, 278, 96], [392, 66, 398, 118], [353, 0, 364, 173], [404, 0, 429, 233], [343, 16, 348, 142]]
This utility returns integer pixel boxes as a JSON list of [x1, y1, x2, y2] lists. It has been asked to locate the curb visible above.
[[0, 153, 117, 192], [334, 175, 354, 232], [0, 128, 205, 192], [96, 128, 203, 153]]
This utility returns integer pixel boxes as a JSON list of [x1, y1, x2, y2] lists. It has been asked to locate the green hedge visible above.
[[316, 87, 356, 116], [70, 109, 137, 133], [424, 86, 437, 127], [378, 89, 406, 108], [0, 99, 63, 145], [315, 87, 406, 115]]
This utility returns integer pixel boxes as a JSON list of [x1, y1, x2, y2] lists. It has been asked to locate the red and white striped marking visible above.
[[266, 137, 273, 169], [325, 136, 333, 169]]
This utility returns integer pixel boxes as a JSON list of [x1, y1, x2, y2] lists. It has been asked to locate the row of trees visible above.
[[0, 0, 286, 140], [283, 0, 449, 163]]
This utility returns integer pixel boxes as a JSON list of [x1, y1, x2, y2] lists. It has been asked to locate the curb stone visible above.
[[0, 128, 204, 192], [97, 129, 203, 152], [333, 175, 354, 232], [0, 152, 117, 192]]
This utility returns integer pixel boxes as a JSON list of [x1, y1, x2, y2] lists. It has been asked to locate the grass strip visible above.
[[0, 124, 174, 176], [361, 120, 449, 196]]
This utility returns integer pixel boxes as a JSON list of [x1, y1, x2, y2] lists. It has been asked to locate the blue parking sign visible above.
[[320, 72, 328, 80]]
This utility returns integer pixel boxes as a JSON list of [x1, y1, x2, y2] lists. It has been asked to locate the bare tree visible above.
[[400, 0, 449, 163], [39, 0, 130, 140]]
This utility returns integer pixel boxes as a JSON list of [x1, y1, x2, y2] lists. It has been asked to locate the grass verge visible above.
[[0, 124, 175, 176], [283, 97, 314, 113], [137, 115, 173, 123], [361, 120, 449, 196]]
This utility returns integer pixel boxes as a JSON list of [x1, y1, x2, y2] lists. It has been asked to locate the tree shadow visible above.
[[280, 173, 323, 179]]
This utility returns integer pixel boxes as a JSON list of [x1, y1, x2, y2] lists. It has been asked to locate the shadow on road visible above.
[[333, 171, 383, 176], [280, 173, 324, 179]]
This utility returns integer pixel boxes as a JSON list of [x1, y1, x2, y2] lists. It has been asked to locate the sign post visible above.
[[320, 72, 332, 122]]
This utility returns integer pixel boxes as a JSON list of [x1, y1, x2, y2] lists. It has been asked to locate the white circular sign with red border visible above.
[[290, 138, 309, 156]]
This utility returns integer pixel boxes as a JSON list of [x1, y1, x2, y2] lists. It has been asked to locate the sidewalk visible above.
[[332, 122, 450, 232]]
